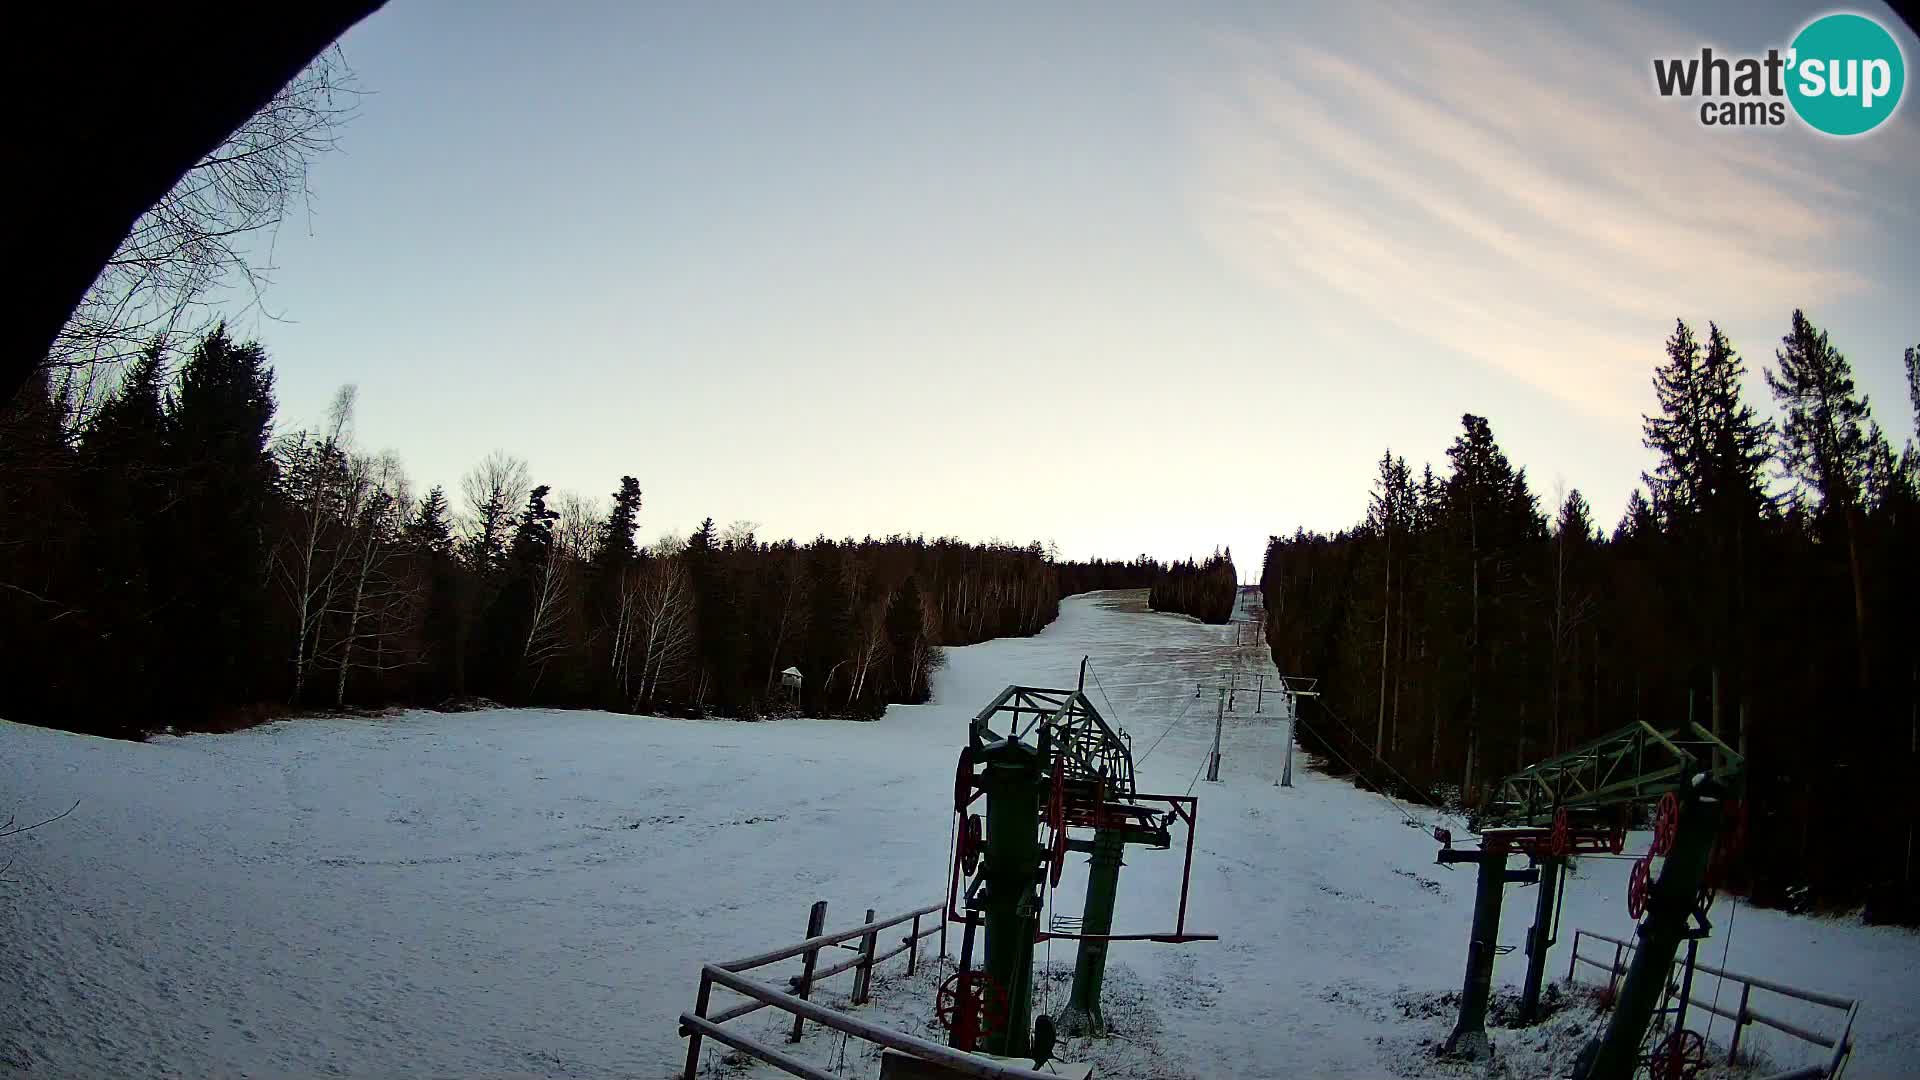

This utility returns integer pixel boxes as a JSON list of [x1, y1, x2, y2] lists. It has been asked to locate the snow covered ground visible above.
[[2, 590, 1915, 1078]]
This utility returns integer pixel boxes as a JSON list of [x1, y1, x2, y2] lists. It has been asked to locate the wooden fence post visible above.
[[1567, 931, 1580, 983], [683, 969, 713, 1080], [853, 907, 878, 1005], [939, 910, 948, 961], [789, 900, 829, 1043], [907, 912, 922, 976], [1727, 983, 1753, 1064], [1608, 941, 1624, 998]]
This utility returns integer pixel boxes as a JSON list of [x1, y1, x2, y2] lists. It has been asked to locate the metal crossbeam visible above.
[[971, 685, 1136, 798], [1479, 721, 1743, 828]]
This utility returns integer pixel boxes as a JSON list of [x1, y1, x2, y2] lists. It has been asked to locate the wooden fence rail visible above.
[[681, 898, 950, 1080], [1567, 928, 1859, 1079]]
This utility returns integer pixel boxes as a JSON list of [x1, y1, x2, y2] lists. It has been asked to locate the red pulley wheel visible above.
[[959, 814, 983, 876], [953, 746, 975, 815], [1648, 1028, 1707, 1080], [935, 970, 1008, 1050], [1551, 807, 1571, 858], [1652, 792, 1680, 856], [1049, 822, 1068, 887], [1627, 855, 1652, 920]]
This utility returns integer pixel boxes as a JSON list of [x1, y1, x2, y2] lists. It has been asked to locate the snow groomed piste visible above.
[[3, 592, 1910, 1078]]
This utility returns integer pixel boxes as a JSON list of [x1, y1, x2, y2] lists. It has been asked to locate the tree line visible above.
[[1262, 312, 1918, 921], [0, 327, 1161, 737], [1148, 551, 1239, 624]]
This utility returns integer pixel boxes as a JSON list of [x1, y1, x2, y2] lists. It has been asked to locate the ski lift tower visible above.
[[943, 664, 1216, 1057], [1429, 720, 1745, 1077]]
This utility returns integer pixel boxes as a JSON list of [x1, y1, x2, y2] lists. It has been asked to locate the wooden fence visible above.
[[679, 898, 1059, 1080], [1567, 928, 1859, 1079]]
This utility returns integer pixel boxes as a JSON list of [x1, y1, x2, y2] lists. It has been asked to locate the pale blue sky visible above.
[[241, 1, 1919, 578]]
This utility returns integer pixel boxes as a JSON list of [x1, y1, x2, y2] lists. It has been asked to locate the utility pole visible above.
[[1206, 688, 1225, 782]]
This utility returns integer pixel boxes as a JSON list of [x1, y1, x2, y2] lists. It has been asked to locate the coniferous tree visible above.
[[157, 326, 279, 714], [1767, 311, 1875, 684], [404, 486, 456, 558]]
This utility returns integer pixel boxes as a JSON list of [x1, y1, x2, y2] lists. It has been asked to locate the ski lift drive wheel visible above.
[[1551, 807, 1571, 857], [953, 746, 975, 815], [935, 970, 1008, 1047], [1653, 791, 1680, 856], [959, 814, 983, 876], [1648, 1028, 1707, 1080], [1627, 854, 1652, 919]]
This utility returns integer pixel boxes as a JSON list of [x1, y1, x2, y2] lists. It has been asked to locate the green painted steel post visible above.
[[1444, 838, 1509, 1059], [1519, 856, 1563, 1024], [977, 739, 1042, 1059], [1059, 826, 1126, 1035], [1577, 786, 1725, 1080]]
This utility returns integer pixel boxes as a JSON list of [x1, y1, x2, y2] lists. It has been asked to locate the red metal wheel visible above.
[[935, 970, 1007, 1050], [1049, 820, 1068, 887], [1648, 1028, 1707, 1080], [1551, 807, 1572, 858], [1653, 792, 1680, 856], [1627, 855, 1652, 920], [953, 746, 975, 815], [959, 814, 983, 876]]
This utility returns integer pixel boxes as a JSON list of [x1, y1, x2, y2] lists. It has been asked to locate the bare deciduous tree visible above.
[[632, 555, 696, 710], [459, 451, 529, 575], [49, 50, 362, 416], [272, 385, 356, 703], [328, 450, 418, 706]]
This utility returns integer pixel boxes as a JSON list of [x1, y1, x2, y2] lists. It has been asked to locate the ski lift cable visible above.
[[1085, 661, 1124, 731], [1308, 696, 1447, 811], [1291, 710, 1432, 830], [1134, 690, 1201, 768]]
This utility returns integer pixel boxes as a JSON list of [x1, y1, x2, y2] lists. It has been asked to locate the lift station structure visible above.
[[1432, 719, 1747, 1080], [941, 669, 1215, 1060]]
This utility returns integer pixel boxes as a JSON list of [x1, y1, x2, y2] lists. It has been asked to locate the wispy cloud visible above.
[[1182, 1, 1909, 418]]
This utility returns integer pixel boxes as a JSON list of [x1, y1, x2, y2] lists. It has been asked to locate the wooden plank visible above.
[[680, 1013, 840, 1080], [721, 902, 941, 972]]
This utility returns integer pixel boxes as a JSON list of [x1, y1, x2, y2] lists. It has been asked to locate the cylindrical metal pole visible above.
[[1444, 838, 1510, 1059], [1520, 856, 1563, 1024], [979, 745, 1042, 1058], [1060, 827, 1125, 1035], [1579, 788, 1725, 1080]]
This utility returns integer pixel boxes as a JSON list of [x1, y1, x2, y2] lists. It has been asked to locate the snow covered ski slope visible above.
[[2, 591, 1915, 1078]]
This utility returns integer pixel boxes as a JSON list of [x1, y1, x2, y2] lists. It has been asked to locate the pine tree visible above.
[[595, 476, 643, 568], [157, 325, 279, 711], [509, 485, 559, 564], [684, 517, 743, 712], [404, 486, 456, 558], [1440, 414, 1542, 797], [1366, 450, 1413, 757], [1766, 311, 1876, 684]]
